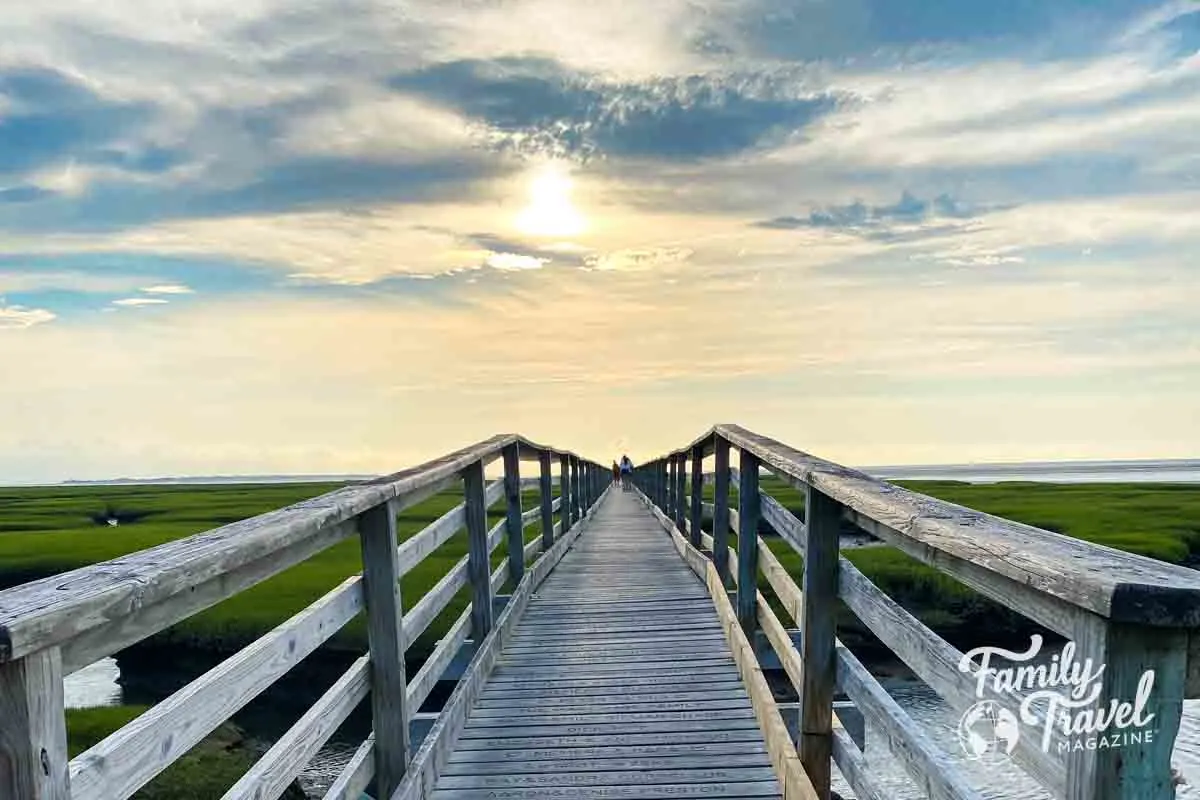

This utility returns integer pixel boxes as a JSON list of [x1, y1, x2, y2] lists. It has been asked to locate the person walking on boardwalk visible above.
[[619, 455, 633, 491], [612, 461, 620, 484]]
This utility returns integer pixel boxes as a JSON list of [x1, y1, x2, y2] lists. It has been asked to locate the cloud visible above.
[[584, 246, 694, 272], [112, 297, 168, 306], [0, 299, 55, 328], [756, 191, 984, 231], [140, 283, 193, 295], [485, 252, 548, 271], [390, 57, 842, 161], [0, 185, 55, 204], [0, 67, 152, 178]]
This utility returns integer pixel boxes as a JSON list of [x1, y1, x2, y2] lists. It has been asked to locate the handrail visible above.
[[635, 425, 1200, 800], [0, 435, 609, 800]]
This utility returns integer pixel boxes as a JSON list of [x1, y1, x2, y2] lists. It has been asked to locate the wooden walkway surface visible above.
[[432, 489, 781, 800]]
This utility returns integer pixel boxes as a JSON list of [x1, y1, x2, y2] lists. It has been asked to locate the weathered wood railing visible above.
[[0, 435, 608, 800], [634, 424, 1200, 800]]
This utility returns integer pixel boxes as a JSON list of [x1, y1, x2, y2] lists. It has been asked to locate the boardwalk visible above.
[[5, 427, 1200, 800], [434, 490, 780, 799]]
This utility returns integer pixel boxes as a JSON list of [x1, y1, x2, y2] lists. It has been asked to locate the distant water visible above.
[[864, 459, 1200, 484]]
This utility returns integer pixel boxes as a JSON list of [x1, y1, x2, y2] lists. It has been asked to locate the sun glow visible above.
[[515, 163, 586, 238]]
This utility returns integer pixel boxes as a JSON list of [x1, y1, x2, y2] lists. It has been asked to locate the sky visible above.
[[1, 0, 1199, 482]]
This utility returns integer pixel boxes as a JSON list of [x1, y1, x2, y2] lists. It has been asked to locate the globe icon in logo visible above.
[[958, 700, 1020, 762]]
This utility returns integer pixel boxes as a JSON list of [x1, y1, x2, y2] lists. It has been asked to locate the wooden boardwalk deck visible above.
[[432, 489, 781, 800]]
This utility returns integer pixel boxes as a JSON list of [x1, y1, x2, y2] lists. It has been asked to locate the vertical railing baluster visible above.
[[358, 501, 411, 797], [502, 443, 523, 585], [674, 453, 687, 532], [558, 454, 571, 532], [665, 458, 674, 519], [539, 451, 555, 550], [712, 438, 731, 585], [659, 460, 668, 511], [0, 647, 70, 800], [463, 460, 494, 640], [736, 450, 760, 634], [799, 484, 839, 798], [571, 456, 581, 523], [689, 442, 704, 548]]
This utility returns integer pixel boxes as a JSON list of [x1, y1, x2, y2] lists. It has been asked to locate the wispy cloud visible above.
[[0, 300, 55, 329], [140, 284, 193, 295], [112, 297, 168, 306]]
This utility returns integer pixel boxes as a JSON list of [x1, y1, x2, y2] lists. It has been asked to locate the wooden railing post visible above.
[[558, 454, 571, 532], [689, 443, 703, 548], [502, 443, 524, 586], [1066, 622, 1186, 800], [539, 451, 555, 549], [712, 438, 732, 585], [799, 485, 839, 799], [665, 458, 674, 519], [736, 450, 760, 634], [357, 502, 410, 797], [676, 455, 686, 532], [659, 460, 668, 511], [463, 460, 494, 640], [0, 648, 70, 799], [571, 456, 581, 523]]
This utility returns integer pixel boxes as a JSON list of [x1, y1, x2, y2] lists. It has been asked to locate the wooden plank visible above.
[[322, 733, 374, 800], [465, 709, 756, 728], [0, 435, 518, 664], [392, 501, 590, 800], [463, 459, 494, 642], [836, 645, 981, 800], [736, 450, 761, 634], [715, 423, 1200, 627], [0, 648, 69, 800], [358, 502, 410, 798], [430, 781, 781, 800], [407, 607, 471, 712], [474, 697, 752, 715], [712, 438, 732, 585], [451, 729, 768, 751], [397, 480, 503, 577], [405, 559, 468, 649], [760, 492, 805, 557], [436, 767, 778, 789], [221, 655, 371, 800], [539, 451, 555, 550], [502, 443, 524, 587], [447, 741, 768, 765], [68, 576, 364, 800], [479, 675, 746, 696], [443, 753, 772, 775], [799, 486, 838, 798], [690, 442, 705, 549]]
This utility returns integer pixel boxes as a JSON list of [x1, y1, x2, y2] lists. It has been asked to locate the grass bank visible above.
[[66, 705, 306, 799], [4, 478, 1200, 662], [0, 482, 553, 662], [740, 477, 1200, 657]]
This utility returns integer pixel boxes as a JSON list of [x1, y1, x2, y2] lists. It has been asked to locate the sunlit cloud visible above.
[[112, 297, 168, 306], [140, 284, 193, 295], [0, 301, 55, 329]]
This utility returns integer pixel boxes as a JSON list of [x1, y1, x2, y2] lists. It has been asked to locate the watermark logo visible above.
[[955, 635, 1156, 760]]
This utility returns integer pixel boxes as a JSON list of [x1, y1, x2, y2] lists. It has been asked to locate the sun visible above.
[[515, 163, 586, 238]]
